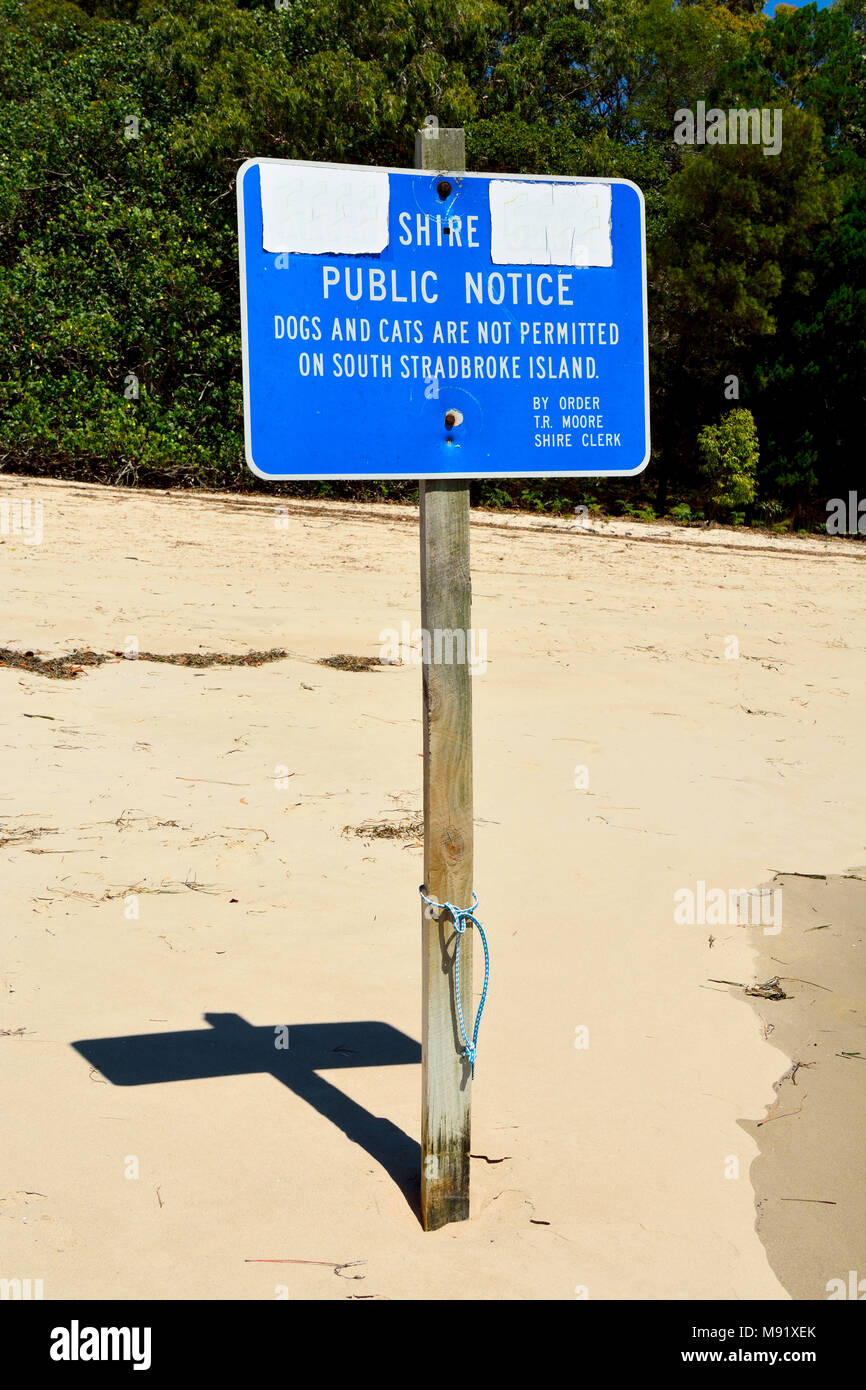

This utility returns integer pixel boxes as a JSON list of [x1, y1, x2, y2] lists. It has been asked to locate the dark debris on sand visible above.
[[0, 647, 289, 679], [342, 816, 424, 840], [0, 648, 109, 679], [139, 649, 288, 669], [318, 655, 384, 672]]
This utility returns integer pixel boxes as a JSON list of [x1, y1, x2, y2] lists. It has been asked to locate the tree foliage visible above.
[[0, 0, 862, 519], [697, 405, 758, 515]]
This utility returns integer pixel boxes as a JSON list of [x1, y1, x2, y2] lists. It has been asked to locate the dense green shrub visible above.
[[697, 408, 759, 517]]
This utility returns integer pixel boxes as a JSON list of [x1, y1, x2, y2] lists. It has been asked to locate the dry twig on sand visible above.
[[342, 815, 423, 840], [708, 975, 788, 1000]]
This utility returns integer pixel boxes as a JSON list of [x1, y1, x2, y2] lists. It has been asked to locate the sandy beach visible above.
[[1, 474, 863, 1300], [744, 871, 865, 1301]]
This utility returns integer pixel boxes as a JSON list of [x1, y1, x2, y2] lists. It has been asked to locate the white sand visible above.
[[1, 475, 863, 1300]]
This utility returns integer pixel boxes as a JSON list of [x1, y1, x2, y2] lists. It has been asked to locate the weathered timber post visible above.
[[416, 119, 474, 1231]]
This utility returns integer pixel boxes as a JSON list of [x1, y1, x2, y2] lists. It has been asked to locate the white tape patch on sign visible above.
[[488, 180, 613, 268], [260, 164, 390, 255]]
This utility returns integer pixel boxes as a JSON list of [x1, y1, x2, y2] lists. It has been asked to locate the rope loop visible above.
[[419, 885, 490, 1075]]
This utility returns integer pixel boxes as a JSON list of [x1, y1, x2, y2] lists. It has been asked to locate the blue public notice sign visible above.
[[237, 158, 649, 480]]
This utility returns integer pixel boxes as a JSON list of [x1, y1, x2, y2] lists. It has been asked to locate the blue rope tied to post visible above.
[[419, 886, 490, 1074]]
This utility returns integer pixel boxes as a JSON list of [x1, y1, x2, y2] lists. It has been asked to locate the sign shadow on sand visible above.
[[72, 1012, 422, 1217]]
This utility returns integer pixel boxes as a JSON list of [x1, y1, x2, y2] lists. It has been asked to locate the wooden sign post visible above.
[[416, 121, 475, 1232], [237, 135, 649, 1233]]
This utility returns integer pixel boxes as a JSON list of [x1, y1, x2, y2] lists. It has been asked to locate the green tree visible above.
[[0, 0, 861, 517], [697, 406, 758, 517], [748, 0, 866, 519]]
